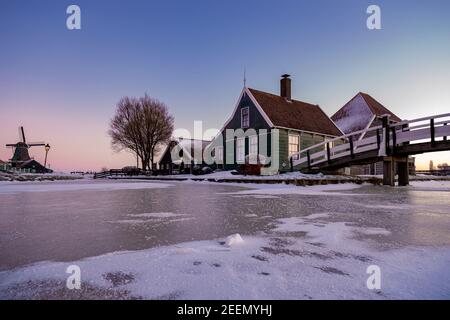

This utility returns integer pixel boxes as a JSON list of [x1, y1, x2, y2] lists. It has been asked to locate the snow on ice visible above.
[[1, 210, 449, 299]]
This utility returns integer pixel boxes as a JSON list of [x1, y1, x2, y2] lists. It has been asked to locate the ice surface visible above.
[[0, 181, 173, 194], [219, 182, 364, 196], [1, 180, 449, 299]]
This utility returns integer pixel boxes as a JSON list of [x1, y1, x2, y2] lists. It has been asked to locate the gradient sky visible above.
[[1, 0, 449, 171]]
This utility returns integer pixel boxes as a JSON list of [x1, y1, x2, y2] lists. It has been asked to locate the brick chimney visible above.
[[280, 74, 291, 100]]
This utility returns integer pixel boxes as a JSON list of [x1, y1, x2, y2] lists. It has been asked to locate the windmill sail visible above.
[[20, 126, 26, 143]]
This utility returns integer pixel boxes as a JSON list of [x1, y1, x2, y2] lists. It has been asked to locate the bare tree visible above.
[[109, 95, 174, 170]]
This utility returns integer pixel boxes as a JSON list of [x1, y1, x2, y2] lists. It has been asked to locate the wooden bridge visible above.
[[290, 113, 450, 186]]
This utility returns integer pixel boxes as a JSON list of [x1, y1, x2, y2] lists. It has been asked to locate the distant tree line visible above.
[[109, 94, 174, 170]]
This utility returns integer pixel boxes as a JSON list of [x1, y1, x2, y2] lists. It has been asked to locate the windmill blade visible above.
[[6, 144, 17, 147], [28, 141, 46, 146], [20, 126, 26, 143]]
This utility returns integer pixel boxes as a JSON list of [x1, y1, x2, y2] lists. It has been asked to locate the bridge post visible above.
[[391, 126, 397, 153], [349, 136, 355, 159], [397, 157, 409, 186], [430, 118, 436, 147], [307, 150, 311, 171], [376, 129, 381, 150], [381, 115, 391, 156], [444, 123, 447, 141], [383, 157, 395, 186], [326, 142, 331, 164]]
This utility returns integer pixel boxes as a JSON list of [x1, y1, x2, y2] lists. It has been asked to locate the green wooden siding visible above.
[[278, 130, 335, 171], [278, 129, 289, 171]]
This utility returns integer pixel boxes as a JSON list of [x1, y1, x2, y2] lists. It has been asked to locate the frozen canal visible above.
[[0, 179, 449, 299]]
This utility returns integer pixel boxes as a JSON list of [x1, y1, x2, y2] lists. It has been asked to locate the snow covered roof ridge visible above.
[[331, 92, 402, 134]]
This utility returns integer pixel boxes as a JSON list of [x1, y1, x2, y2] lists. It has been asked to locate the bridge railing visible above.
[[389, 113, 450, 148], [291, 124, 383, 169], [290, 112, 450, 170]]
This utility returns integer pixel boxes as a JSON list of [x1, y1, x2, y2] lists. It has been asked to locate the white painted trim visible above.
[[245, 88, 275, 128], [216, 87, 247, 136], [209, 87, 273, 147]]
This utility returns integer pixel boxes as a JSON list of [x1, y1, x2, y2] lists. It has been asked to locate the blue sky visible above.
[[0, 0, 449, 170]]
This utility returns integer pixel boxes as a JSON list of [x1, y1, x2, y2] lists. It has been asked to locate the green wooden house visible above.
[[211, 75, 343, 174]]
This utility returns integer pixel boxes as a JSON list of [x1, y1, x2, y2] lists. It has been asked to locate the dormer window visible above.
[[241, 107, 249, 128]]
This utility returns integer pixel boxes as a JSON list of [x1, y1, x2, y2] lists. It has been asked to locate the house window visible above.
[[236, 138, 245, 163], [288, 134, 300, 160], [241, 107, 249, 128], [215, 146, 223, 164]]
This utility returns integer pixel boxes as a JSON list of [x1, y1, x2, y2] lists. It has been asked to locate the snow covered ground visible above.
[[0, 180, 449, 299]]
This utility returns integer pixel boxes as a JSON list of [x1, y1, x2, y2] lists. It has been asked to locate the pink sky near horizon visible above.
[[0, 101, 448, 172]]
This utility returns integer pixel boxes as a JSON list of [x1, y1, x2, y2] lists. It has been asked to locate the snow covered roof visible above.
[[331, 92, 401, 134]]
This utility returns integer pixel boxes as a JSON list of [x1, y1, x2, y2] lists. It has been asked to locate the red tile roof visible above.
[[248, 88, 342, 137]]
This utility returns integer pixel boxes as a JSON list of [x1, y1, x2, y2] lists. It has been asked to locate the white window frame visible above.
[[288, 134, 300, 160], [241, 107, 250, 128], [236, 138, 245, 163]]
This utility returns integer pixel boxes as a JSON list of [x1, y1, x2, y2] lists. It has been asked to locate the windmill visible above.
[[5, 126, 50, 168]]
